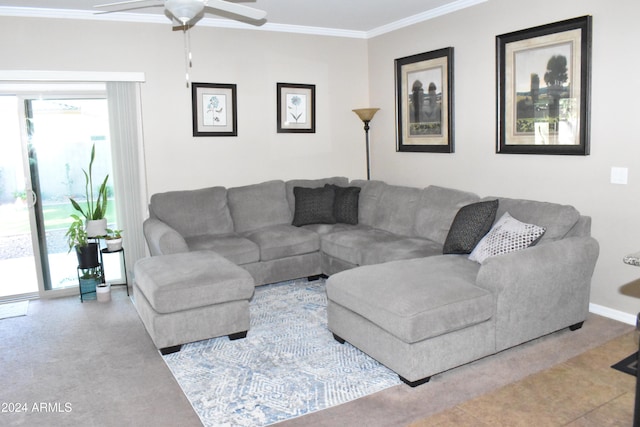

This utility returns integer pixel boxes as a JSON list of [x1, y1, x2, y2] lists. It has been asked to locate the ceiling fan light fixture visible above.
[[166, 0, 205, 24]]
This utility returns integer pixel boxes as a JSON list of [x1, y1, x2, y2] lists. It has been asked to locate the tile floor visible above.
[[410, 332, 637, 426]]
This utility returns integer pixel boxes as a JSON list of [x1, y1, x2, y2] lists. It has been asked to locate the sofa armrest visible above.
[[475, 236, 599, 351], [143, 218, 189, 256]]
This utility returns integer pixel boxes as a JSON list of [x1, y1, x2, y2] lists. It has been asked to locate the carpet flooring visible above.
[[162, 279, 401, 426], [0, 282, 634, 426]]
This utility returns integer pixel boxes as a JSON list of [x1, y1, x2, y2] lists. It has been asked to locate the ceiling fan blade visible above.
[[204, 0, 266, 21], [94, 0, 153, 8]]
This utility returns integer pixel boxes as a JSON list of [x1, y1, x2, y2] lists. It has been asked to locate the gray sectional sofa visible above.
[[142, 176, 599, 385]]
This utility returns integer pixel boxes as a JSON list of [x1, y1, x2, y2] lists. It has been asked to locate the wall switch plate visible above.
[[611, 167, 628, 185]]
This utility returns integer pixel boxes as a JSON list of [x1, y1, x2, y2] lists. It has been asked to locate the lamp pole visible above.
[[362, 119, 372, 180], [352, 108, 380, 180]]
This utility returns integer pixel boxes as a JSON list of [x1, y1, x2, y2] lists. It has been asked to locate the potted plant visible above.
[[79, 266, 103, 301], [65, 214, 100, 268], [105, 228, 123, 252], [69, 143, 110, 238]]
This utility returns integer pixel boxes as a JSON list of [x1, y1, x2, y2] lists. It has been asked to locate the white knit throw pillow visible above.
[[469, 212, 546, 264]]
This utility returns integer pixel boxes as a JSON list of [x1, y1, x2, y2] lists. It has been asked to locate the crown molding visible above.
[[366, 0, 488, 38], [0, 0, 487, 39]]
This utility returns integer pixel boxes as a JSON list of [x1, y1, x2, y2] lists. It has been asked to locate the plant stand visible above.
[[77, 238, 104, 303], [101, 246, 129, 296], [77, 264, 102, 302]]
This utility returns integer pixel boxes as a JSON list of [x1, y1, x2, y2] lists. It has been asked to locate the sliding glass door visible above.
[[0, 92, 116, 300], [0, 96, 38, 299]]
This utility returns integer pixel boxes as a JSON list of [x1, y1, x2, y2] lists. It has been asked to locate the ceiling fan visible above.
[[94, 0, 267, 87], [94, 0, 267, 27]]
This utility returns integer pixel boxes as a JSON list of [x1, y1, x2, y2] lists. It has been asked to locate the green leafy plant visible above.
[[65, 214, 88, 252], [69, 144, 109, 220], [106, 228, 123, 240], [79, 266, 102, 280]]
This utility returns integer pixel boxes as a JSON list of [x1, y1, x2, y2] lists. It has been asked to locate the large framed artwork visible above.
[[277, 83, 316, 133], [496, 16, 592, 155], [395, 47, 454, 153], [192, 83, 237, 137]]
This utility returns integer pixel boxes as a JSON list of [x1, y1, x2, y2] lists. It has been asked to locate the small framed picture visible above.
[[192, 83, 237, 137], [395, 47, 454, 153], [496, 16, 592, 155], [277, 83, 316, 133]]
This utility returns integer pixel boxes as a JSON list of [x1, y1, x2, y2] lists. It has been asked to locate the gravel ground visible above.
[[0, 229, 69, 260]]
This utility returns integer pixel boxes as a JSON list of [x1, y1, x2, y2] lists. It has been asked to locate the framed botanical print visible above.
[[192, 83, 237, 137], [395, 47, 454, 153], [277, 83, 316, 133], [496, 16, 592, 155]]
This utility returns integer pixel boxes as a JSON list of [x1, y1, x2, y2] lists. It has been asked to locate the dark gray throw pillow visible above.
[[292, 186, 336, 226], [443, 199, 499, 254], [325, 184, 360, 225]]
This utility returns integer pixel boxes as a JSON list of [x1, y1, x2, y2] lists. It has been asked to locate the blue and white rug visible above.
[[162, 279, 401, 426]]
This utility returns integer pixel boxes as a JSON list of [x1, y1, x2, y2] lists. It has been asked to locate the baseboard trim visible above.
[[589, 303, 636, 326]]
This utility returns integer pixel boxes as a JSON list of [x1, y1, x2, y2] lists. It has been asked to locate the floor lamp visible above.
[[352, 108, 380, 180]]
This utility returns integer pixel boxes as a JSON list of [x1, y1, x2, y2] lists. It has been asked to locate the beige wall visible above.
[[2, 0, 639, 319], [367, 0, 640, 319], [0, 16, 370, 194]]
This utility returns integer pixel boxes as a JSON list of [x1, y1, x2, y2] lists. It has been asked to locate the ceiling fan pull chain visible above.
[[188, 27, 193, 68], [183, 26, 192, 88]]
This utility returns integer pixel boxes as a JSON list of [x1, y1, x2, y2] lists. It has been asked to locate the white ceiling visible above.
[[0, 0, 487, 38]]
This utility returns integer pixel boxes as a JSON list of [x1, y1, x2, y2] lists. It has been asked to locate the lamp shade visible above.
[[166, 0, 205, 24], [353, 108, 380, 122]]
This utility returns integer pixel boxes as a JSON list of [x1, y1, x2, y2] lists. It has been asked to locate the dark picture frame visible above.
[[496, 16, 592, 155], [395, 47, 454, 153], [192, 83, 237, 137], [277, 83, 316, 133]]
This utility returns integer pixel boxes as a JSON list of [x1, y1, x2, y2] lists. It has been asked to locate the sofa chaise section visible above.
[[325, 193, 599, 385], [327, 256, 495, 386]]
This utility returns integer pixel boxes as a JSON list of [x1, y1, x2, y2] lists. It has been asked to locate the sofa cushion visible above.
[[414, 186, 481, 244], [228, 180, 291, 233], [321, 227, 397, 266], [371, 184, 422, 236], [134, 250, 255, 314], [243, 224, 320, 261], [184, 234, 259, 265], [489, 197, 579, 243], [285, 177, 349, 213], [351, 180, 387, 227], [301, 223, 360, 235], [292, 186, 336, 226], [443, 199, 499, 254], [150, 186, 234, 238], [326, 184, 361, 225], [326, 256, 490, 344], [360, 237, 443, 265], [469, 212, 546, 264]]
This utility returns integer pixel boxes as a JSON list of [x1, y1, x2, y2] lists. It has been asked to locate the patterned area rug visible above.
[[0, 300, 28, 320], [162, 279, 401, 426]]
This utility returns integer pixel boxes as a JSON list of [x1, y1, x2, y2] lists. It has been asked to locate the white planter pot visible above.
[[106, 238, 123, 252], [96, 283, 111, 303], [85, 218, 107, 238]]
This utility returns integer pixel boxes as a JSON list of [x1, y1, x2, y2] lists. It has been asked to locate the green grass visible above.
[[0, 200, 117, 236]]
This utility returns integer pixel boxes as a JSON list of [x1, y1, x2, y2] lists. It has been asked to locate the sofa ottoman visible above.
[[326, 256, 496, 386], [133, 250, 255, 354]]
